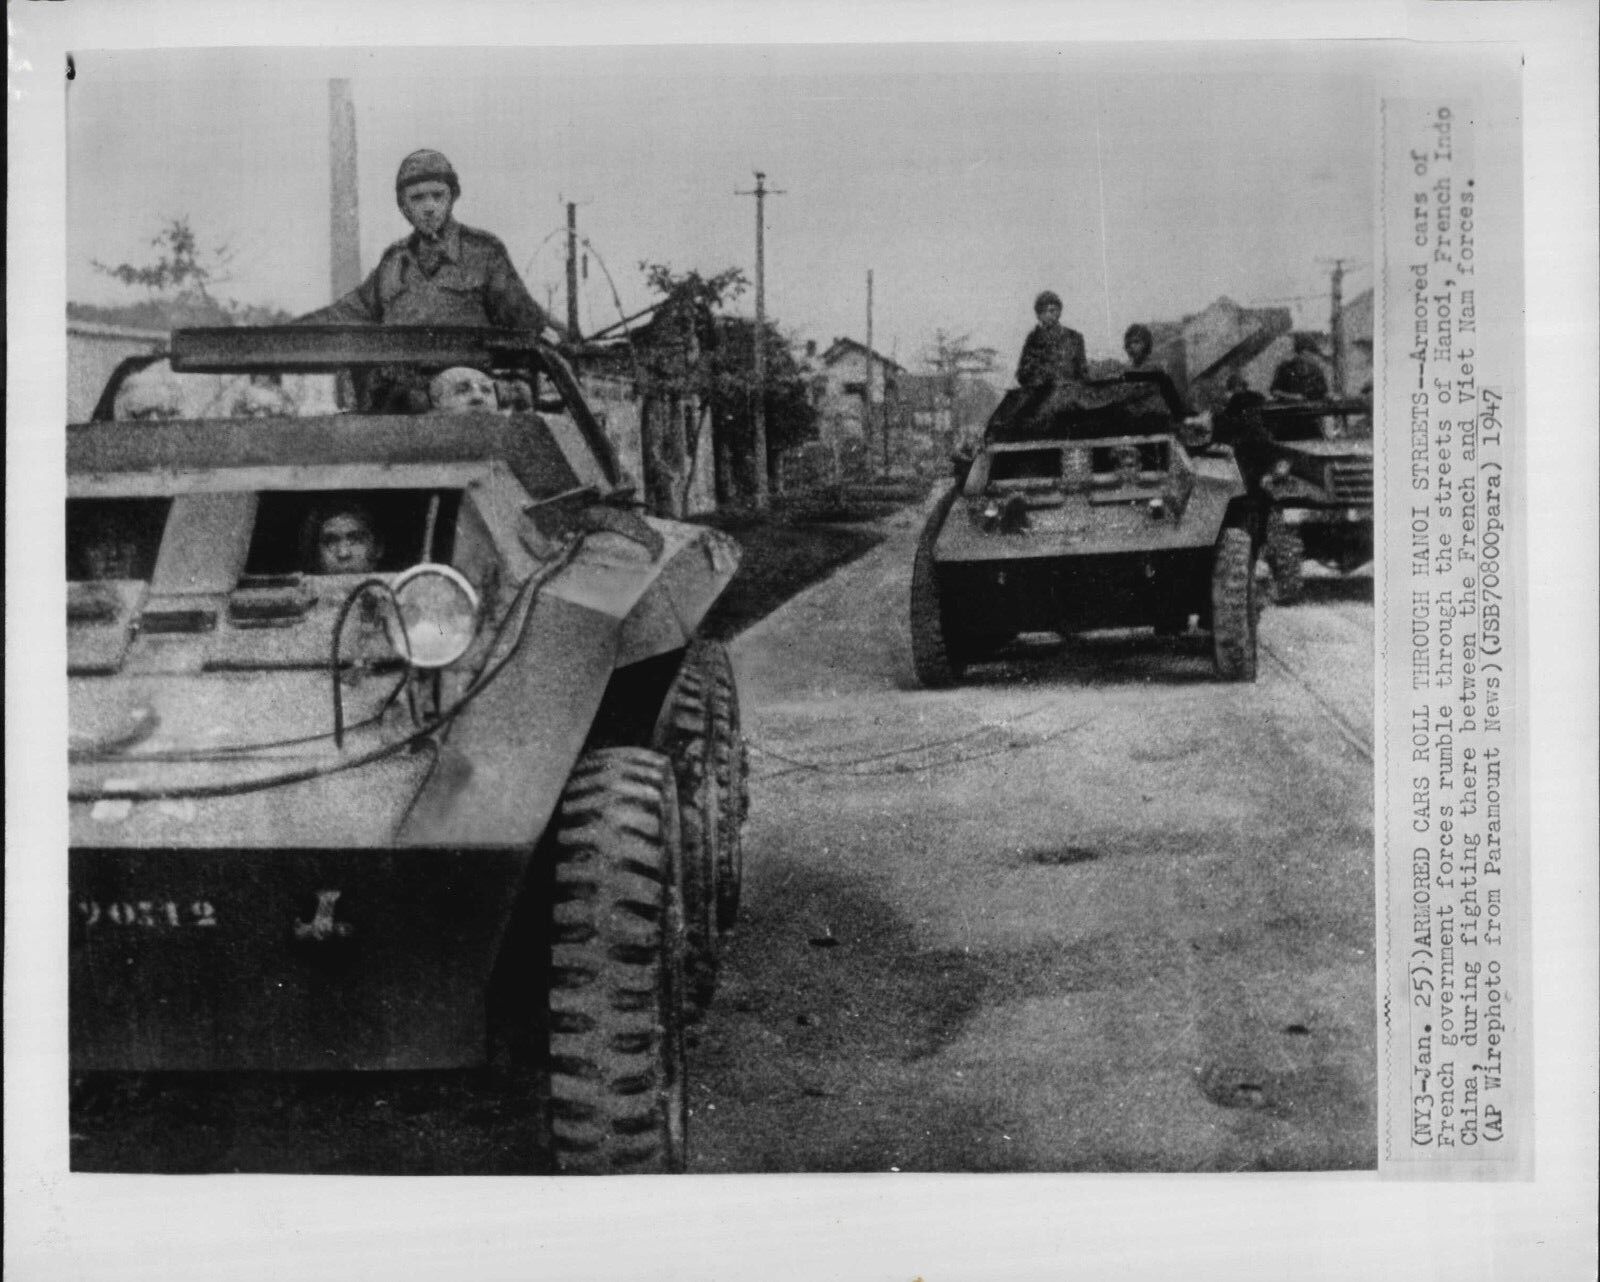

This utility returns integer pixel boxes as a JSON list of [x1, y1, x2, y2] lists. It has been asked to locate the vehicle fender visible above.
[[396, 589, 619, 849], [398, 518, 739, 848]]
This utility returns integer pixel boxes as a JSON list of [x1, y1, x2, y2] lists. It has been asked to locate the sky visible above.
[[67, 43, 1376, 374]]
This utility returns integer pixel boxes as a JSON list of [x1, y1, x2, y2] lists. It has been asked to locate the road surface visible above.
[[688, 501, 1376, 1173]]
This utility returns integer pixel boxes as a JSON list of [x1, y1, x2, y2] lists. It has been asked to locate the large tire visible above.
[[547, 749, 688, 1174], [1264, 511, 1305, 606], [656, 648, 724, 1012], [1211, 526, 1259, 682], [910, 487, 965, 687], [701, 644, 747, 934]]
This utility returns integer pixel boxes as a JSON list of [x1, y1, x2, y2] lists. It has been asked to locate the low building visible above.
[[812, 338, 905, 446]]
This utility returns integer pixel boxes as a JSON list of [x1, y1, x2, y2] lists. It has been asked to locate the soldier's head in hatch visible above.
[[395, 149, 460, 239], [112, 359, 185, 421], [305, 501, 383, 575], [428, 366, 498, 413]]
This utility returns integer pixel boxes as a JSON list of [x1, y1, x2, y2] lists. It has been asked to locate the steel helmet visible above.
[[395, 149, 461, 202]]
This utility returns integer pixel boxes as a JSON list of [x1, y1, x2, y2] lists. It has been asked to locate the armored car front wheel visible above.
[[1210, 526, 1259, 683], [1264, 511, 1305, 606], [701, 643, 747, 934], [656, 640, 744, 1009], [910, 488, 965, 688], [546, 748, 688, 1174]]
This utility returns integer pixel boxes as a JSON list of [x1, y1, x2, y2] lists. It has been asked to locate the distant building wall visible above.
[[814, 341, 901, 447]]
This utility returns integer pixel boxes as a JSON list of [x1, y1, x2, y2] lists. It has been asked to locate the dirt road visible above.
[[689, 501, 1376, 1172]]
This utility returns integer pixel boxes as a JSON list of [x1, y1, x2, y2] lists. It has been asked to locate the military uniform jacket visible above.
[[304, 220, 552, 332], [1015, 323, 1088, 387], [1269, 355, 1329, 401]]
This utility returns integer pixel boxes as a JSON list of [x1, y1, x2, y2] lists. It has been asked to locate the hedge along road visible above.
[[688, 498, 1376, 1173]]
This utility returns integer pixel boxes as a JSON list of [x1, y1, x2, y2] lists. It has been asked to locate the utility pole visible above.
[[737, 170, 784, 508], [867, 269, 879, 471], [327, 80, 361, 300], [565, 201, 581, 339], [1325, 257, 1349, 397]]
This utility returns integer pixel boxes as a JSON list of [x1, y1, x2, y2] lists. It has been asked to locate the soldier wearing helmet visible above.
[[1014, 289, 1087, 389], [301, 149, 560, 338], [1269, 332, 1330, 401]]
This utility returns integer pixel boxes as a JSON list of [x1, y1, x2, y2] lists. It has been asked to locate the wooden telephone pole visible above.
[[737, 171, 784, 508], [565, 201, 581, 339], [1324, 257, 1350, 396]]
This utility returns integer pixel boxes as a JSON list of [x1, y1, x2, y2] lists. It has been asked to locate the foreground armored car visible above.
[[67, 325, 747, 1174], [910, 372, 1264, 685], [1252, 397, 1375, 604]]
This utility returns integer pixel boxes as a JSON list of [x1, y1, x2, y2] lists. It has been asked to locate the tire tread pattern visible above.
[[548, 748, 687, 1174], [910, 486, 965, 687], [1211, 526, 1259, 682]]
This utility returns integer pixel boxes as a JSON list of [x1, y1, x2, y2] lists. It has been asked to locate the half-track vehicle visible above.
[[910, 371, 1264, 686], [67, 325, 748, 1174], [1249, 397, 1374, 604]]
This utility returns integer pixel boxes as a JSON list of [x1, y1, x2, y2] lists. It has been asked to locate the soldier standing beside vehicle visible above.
[[299, 149, 563, 410]]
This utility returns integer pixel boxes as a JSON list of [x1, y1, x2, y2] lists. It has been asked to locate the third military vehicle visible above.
[[1253, 397, 1374, 604]]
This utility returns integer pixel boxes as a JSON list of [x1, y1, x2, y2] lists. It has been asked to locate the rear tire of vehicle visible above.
[[1264, 512, 1305, 606], [656, 647, 725, 1014], [547, 748, 688, 1175], [910, 487, 965, 688], [1211, 527, 1259, 682]]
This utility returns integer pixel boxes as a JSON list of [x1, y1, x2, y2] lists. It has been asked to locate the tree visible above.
[[705, 316, 816, 504], [84, 216, 292, 329], [921, 330, 1000, 444], [93, 216, 233, 298], [630, 262, 814, 513]]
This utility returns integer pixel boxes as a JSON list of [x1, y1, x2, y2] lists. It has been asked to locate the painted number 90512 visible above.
[[74, 899, 218, 929]]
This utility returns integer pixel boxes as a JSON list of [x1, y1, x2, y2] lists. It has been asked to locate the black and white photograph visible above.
[[8, 2, 1596, 1279], [61, 39, 1380, 1179]]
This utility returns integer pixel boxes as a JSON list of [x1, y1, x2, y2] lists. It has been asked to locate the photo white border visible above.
[[8, 2, 1595, 1278]]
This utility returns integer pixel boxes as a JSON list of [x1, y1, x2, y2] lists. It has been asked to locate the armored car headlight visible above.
[[385, 564, 481, 668]]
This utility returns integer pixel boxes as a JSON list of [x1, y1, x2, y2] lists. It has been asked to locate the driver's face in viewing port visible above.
[[399, 180, 454, 238], [83, 535, 138, 581], [316, 512, 380, 575]]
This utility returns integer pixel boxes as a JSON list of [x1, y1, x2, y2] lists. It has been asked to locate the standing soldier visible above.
[[301, 149, 563, 409]]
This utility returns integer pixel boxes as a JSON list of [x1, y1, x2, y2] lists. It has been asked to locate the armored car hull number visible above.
[[74, 898, 218, 930]]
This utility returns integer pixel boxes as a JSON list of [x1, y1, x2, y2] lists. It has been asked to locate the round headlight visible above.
[[386, 564, 480, 668]]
